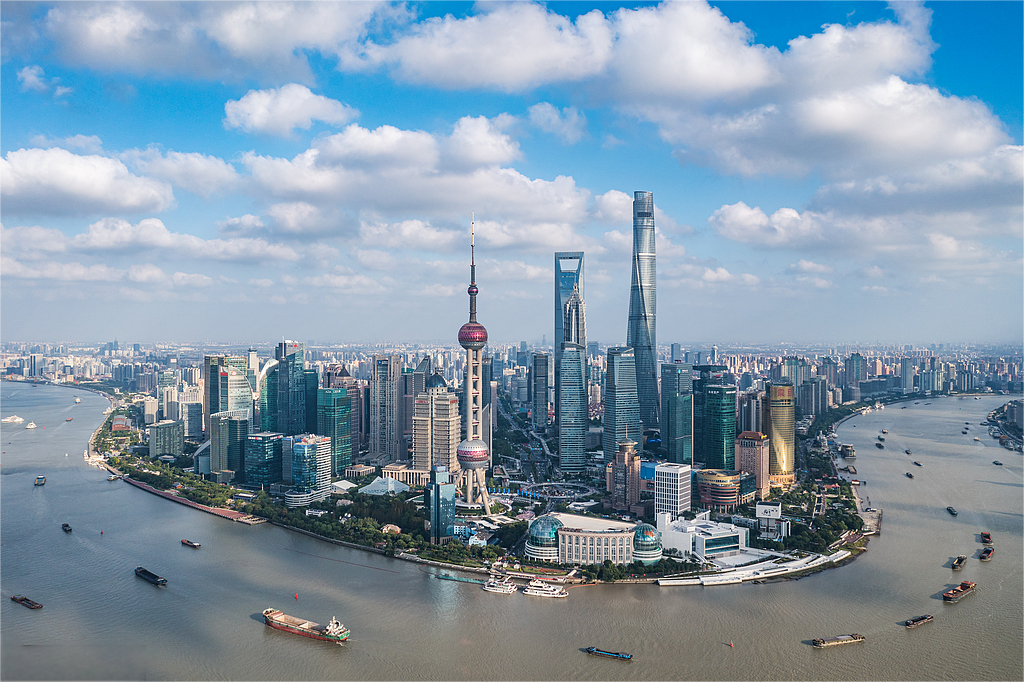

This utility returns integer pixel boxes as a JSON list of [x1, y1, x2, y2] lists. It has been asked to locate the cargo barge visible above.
[[943, 580, 975, 602], [135, 566, 167, 585], [904, 615, 933, 628], [585, 647, 632, 660], [979, 547, 993, 561], [10, 595, 42, 609], [812, 634, 865, 648], [952, 555, 967, 570], [262, 608, 350, 643]]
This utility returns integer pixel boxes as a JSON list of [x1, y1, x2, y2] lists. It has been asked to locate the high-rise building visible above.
[[703, 384, 737, 469], [156, 369, 175, 416], [203, 355, 250, 436], [558, 343, 587, 471], [661, 363, 693, 464], [735, 431, 770, 500], [738, 389, 763, 434], [604, 347, 641, 464], [283, 434, 331, 508], [424, 465, 457, 545], [531, 353, 550, 430], [609, 439, 641, 512], [304, 368, 319, 434], [274, 341, 307, 436], [181, 401, 203, 440], [671, 343, 683, 363], [627, 190, 658, 431], [210, 410, 249, 483], [554, 252, 584, 425], [148, 419, 184, 460], [901, 357, 917, 394], [412, 374, 461, 474], [799, 377, 828, 417], [654, 462, 692, 517], [763, 383, 795, 489], [455, 221, 492, 513], [317, 388, 352, 476], [370, 354, 403, 462], [245, 432, 283, 486], [844, 353, 866, 388]]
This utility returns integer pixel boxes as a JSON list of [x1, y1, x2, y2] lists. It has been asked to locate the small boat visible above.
[[135, 566, 167, 586], [585, 647, 632, 660], [943, 580, 975, 602], [905, 449, 912, 454], [947, 507, 958, 516], [875, 443, 884, 449], [25, 422, 37, 429], [877, 435, 885, 441], [904, 615, 933, 628], [61, 523, 72, 533], [34, 475, 45, 486], [75, 397, 81, 404], [107, 474, 119, 481], [952, 555, 967, 570], [980, 532, 992, 545], [812, 634, 865, 648], [905, 472, 914, 479], [10, 595, 42, 609], [881, 429, 888, 434], [913, 461, 922, 466], [979, 547, 993, 561], [262, 608, 350, 643], [993, 461, 1003, 466], [974, 437, 980, 441], [181, 539, 201, 549]]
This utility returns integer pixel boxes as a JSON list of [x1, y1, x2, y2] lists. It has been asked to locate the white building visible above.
[[654, 463, 691, 516], [656, 512, 749, 562]]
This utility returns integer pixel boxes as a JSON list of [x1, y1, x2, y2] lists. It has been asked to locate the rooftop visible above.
[[549, 512, 635, 533]]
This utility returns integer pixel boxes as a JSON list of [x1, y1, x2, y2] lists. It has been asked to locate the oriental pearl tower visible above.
[[456, 217, 493, 514]]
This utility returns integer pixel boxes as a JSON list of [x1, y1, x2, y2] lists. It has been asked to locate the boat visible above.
[[974, 437, 980, 441], [812, 634, 865, 648], [904, 615, 933, 628], [585, 647, 632, 660], [946, 507, 958, 516], [881, 429, 888, 434], [10, 595, 42, 610], [262, 608, 350, 643], [951, 555, 967, 570], [1, 415, 24, 423], [905, 449, 912, 454], [134, 566, 167, 586], [961, 430, 968, 435], [107, 474, 119, 481], [980, 532, 992, 545], [34, 475, 45, 486], [181, 539, 201, 549], [65, 417, 73, 422], [905, 472, 914, 479], [75, 397, 81, 404], [482, 577, 517, 594], [877, 435, 885, 441], [979, 547, 993, 561], [523, 583, 568, 598], [61, 523, 72, 532], [913, 461, 923, 466], [875, 443, 884, 449], [942, 580, 976, 602], [25, 422, 37, 429]]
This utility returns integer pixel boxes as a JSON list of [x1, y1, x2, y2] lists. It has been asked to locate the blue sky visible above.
[[2, 1, 1021, 346]]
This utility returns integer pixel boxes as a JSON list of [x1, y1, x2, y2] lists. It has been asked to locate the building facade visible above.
[[370, 354, 403, 462], [764, 382, 796, 489], [735, 430, 770, 500], [209, 409, 249, 483], [702, 384, 737, 469], [554, 252, 584, 426], [284, 434, 331, 508], [524, 513, 662, 566], [244, 432, 284, 486], [654, 462, 692, 517], [557, 343, 587, 471], [603, 347, 641, 464], [148, 419, 184, 460], [531, 352, 550, 430], [412, 374, 461, 474], [661, 362, 693, 464], [609, 439, 641, 512], [627, 190, 659, 431], [317, 387, 352, 476], [424, 465, 457, 545]]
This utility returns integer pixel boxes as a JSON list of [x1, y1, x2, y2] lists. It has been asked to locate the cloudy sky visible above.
[[2, 1, 1021, 347]]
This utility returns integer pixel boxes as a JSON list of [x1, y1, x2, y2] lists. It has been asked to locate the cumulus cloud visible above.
[[314, 124, 438, 170], [528, 103, 587, 143], [592, 190, 633, 223], [17, 65, 49, 92], [709, 202, 825, 247], [29, 134, 104, 154], [788, 259, 833, 274], [2, 256, 122, 281], [128, 263, 168, 283], [358, 220, 460, 251], [121, 148, 240, 197], [1, 147, 174, 217], [224, 84, 358, 136], [443, 115, 520, 171], [1, 224, 68, 258], [217, 214, 265, 237]]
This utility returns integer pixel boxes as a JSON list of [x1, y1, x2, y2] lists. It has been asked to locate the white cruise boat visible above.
[[481, 577, 517, 594], [75, 397, 81, 404], [25, 422, 37, 429], [2, 415, 25, 423], [523, 583, 568, 598]]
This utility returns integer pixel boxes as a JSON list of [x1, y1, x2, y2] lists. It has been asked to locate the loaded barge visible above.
[[812, 634, 865, 648], [262, 608, 350, 643], [943, 580, 976, 602], [904, 615, 933, 628], [135, 566, 167, 586], [585, 647, 632, 660]]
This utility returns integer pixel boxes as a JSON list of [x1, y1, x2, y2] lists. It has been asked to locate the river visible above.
[[2, 385, 1021, 680]]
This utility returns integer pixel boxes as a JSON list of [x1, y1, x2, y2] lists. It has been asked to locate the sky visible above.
[[1, 0, 1021, 347]]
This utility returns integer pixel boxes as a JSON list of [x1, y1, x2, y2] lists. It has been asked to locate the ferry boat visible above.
[[812, 634, 865, 648], [25, 422, 37, 429], [1, 415, 24, 423], [979, 547, 993, 561], [523, 583, 568, 598], [585, 647, 632, 660], [905, 472, 914, 479], [974, 437, 980, 441], [75, 397, 81, 404], [65, 417, 73, 422], [107, 474, 119, 481], [913, 461, 922, 466], [135, 566, 167, 586], [34, 475, 45, 486], [181, 539, 201, 549], [980, 531, 992, 545], [904, 615, 933, 628], [481, 577, 517, 594], [262, 608, 350, 643], [946, 507, 958, 516], [952, 555, 967, 570], [942, 580, 975, 602], [10, 595, 42, 609], [61, 523, 72, 533]]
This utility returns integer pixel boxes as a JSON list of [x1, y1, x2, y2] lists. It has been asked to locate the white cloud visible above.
[[1, 147, 174, 217], [313, 124, 438, 170], [18, 65, 48, 92], [128, 263, 169, 284], [248, 278, 274, 287], [788, 259, 833, 274], [217, 214, 265, 237], [121, 148, 240, 197], [709, 202, 825, 247], [528, 103, 587, 143], [224, 84, 358, 137], [1, 256, 122, 281], [1, 224, 68, 258], [29, 134, 104, 155], [266, 202, 326, 234], [443, 115, 520, 171], [172, 271, 214, 288], [358, 220, 460, 251], [796, 275, 835, 289], [592, 190, 633, 223]]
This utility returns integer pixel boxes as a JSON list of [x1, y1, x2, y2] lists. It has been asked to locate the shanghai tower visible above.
[[627, 190, 659, 431]]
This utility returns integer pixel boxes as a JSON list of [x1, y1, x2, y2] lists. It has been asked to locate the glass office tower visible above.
[[558, 343, 587, 471], [661, 363, 693, 464], [317, 387, 352, 476], [627, 191, 659, 430], [604, 347, 641, 465], [703, 384, 737, 470]]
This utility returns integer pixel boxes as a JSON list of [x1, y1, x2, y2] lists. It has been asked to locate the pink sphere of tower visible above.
[[458, 321, 488, 350], [457, 438, 489, 469]]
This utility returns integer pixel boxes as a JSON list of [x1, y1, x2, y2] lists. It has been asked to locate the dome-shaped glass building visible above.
[[632, 522, 663, 565], [524, 514, 564, 562]]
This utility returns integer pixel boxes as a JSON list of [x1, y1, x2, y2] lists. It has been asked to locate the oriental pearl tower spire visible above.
[[456, 216, 492, 514]]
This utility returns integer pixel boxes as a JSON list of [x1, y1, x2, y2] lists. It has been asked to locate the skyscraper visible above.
[[283, 434, 331, 508], [370, 354, 403, 462], [317, 387, 352, 476], [245, 432, 283, 486], [661, 363, 693, 464], [764, 383, 796, 489], [627, 191, 659, 430], [202, 355, 250, 436], [609, 439, 641, 512], [554, 252, 584, 425], [275, 341, 307, 436], [209, 409, 249, 483], [603, 347, 641, 465], [424, 465, 457, 545], [412, 373, 461, 473], [531, 352, 550, 430], [735, 431, 770, 500], [455, 220, 492, 513], [558, 343, 587, 471], [703, 384, 737, 470]]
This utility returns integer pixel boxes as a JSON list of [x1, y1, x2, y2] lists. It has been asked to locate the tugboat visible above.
[[34, 475, 45, 486], [952, 555, 967, 570], [905, 472, 914, 479], [946, 507, 958, 517], [980, 532, 992, 545], [812, 634, 865, 648], [904, 615, 933, 628], [585, 647, 632, 660], [181, 539, 201, 549], [942, 580, 976, 602], [61, 523, 72, 533], [10, 595, 42, 609], [134, 566, 167, 586], [262, 608, 350, 643]]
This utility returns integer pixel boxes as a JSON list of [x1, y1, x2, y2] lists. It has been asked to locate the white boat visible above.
[[25, 422, 37, 429], [481, 577, 517, 594], [1, 415, 25, 423], [107, 474, 119, 481], [75, 397, 81, 404], [523, 583, 568, 598]]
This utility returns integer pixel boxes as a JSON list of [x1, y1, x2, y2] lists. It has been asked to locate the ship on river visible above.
[[262, 608, 350, 643], [943, 580, 976, 602], [812, 634, 865, 648]]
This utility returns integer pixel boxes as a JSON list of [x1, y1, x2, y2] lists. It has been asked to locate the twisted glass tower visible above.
[[627, 191, 659, 431]]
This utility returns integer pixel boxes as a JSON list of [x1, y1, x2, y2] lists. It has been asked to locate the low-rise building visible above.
[[656, 512, 750, 562], [524, 512, 663, 566]]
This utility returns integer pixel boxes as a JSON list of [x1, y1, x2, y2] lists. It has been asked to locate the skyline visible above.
[[2, 1, 1022, 345]]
